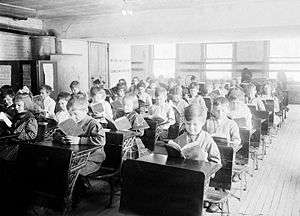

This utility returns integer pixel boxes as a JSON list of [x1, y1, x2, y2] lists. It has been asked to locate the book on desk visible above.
[[57, 118, 84, 136]]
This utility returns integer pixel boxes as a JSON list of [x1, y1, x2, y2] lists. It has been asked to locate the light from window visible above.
[[206, 43, 233, 59], [153, 44, 175, 78]]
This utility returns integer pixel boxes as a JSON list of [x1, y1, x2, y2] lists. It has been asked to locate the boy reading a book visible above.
[[40, 85, 56, 118], [167, 103, 221, 163], [244, 83, 265, 111], [121, 94, 150, 159], [148, 87, 175, 138], [89, 86, 113, 124], [205, 97, 241, 151], [188, 82, 207, 109], [55, 92, 71, 123], [65, 94, 105, 176]]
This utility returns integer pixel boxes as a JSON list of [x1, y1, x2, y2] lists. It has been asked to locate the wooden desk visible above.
[[17, 140, 100, 215], [138, 153, 221, 180], [120, 154, 221, 216]]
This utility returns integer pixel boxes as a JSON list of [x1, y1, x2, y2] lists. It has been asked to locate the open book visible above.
[[106, 116, 132, 131], [0, 112, 12, 127], [57, 118, 84, 136], [111, 100, 123, 110], [90, 102, 104, 114], [164, 140, 200, 159]]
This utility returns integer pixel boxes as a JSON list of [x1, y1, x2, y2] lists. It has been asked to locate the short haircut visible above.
[[93, 78, 105, 85], [137, 81, 146, 89], [90, 86, 106, 97], [155, 87, 167, 97], [14, 93, 33, 111], [117, 83, 126, 91], [169, 86, 182, 96], [189, 82, 199, 90], [56, 91, 71, 102], [123, 94, 139, 109], [40, 85, 52, 93], [67, 94, 88, 111], [184, 103, 207, 122], [213, 97, 229, 106], [228, 88, 245, 102], [70, 81, 80, 89], [2, 88, 15, 98]]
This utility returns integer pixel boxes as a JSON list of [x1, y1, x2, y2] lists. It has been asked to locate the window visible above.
[[153, 44, 176, 78], [270, 39, 300, 82], [205, 43, 233, 80]]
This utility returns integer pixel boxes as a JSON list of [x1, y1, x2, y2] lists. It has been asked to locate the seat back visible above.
[[248, 104, 257, 114], [263, 99, 275, 125], [209, 145, 234, 190], [17, 144, 72, 209], [233, 117, 248, 129], [120, 159, 205, 216], [141, 118, 158, 151], [167, 107, 181, 139], [103, 132, 124, 170], [236, 128, 250, 165]]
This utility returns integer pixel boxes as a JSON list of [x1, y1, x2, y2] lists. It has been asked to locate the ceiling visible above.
[[0, 0, 272, 19]]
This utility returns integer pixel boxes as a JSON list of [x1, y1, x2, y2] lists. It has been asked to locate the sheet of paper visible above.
[[43, 63, 54, 88], [0, 65, 11, 86]]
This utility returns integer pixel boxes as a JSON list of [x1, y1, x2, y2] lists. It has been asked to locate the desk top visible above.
[[25, 140, 101, 153], [138, 153, 221, 178], [104, 129, 136, 139]]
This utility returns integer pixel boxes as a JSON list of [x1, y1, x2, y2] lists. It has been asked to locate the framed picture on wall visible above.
[[38, 61, 58, 95]]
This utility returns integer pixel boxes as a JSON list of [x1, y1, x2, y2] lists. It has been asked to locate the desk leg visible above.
[[63, 152, 91, 216]]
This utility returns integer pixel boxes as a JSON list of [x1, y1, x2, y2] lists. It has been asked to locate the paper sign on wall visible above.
[[0, 65, 11, 87], [43, 63, 54, 89]]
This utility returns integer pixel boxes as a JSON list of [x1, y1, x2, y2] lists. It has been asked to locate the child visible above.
[[55, 92, 71, 123], [148, 87, 175, 138], [228, 88, 252, 130], [0, 93, 38, 160], [168, 86, 189, 128], [65, 94, 105, 176], [122, 94, 151, 159], [1, 89, 16, 120], [89, 86, 113, 123], [70, 81, 81, 95], [146, 80, 157, 103], [136, 81, 152, 107], [40, 85, 56, 118], [128, 76, 140, 94], [171, 103, 221, 163], [261, 83, 281, 126], [188, 82, 207, 109], [205, 97, 241, 151], [244, 83, 266, 111]]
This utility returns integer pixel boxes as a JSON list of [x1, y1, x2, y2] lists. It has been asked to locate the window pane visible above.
[[269, 72, 277, 79], [286, 72, 300, 82], [269, 63, 300, 71], [206, 63, 232, 70], [153, 60, 175, 78], [206, 71, 232, 80], [154, 44, 176, 58], [269, 57, 300, 62], [270, 39, 300, 57], [206, 44, 233, 58]]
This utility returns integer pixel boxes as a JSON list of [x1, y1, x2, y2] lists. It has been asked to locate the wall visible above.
[[109, 44, 131, 87], [131, 45, 152, 79], [50, 39, 89, 94], [0, 31, 31, 60]]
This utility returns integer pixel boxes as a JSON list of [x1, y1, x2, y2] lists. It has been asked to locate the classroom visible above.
[[0, 1, 299, 216]]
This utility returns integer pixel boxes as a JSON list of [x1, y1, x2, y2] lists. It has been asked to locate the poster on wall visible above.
[[43, 63, 54, 89], [0, 65, 12, 87]]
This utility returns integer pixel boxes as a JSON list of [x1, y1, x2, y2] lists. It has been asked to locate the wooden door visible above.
[[88, 42, 109, 88]]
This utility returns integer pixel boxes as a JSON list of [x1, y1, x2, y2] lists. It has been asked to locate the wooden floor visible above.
[[72, 105, 300, 216]]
